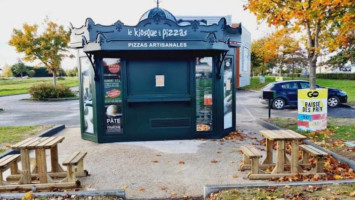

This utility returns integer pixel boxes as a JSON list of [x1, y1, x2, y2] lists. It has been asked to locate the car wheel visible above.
[[272, 98, 285, 110], [328, 96, 340, 108]]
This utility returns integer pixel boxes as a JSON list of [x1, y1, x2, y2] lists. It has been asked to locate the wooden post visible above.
[[10, 161, 19, 175], [251, 158, 259, 174], [291, 140, 299, 174], [20, 149, 31, 184], [67, 165, 76, 182], [273, 140, 285, 174], [262, 139, 273, 164], [77, 160, 84, 173], [301, 151, 309, 164], [0, 170, 3, 185], [50, 146, 63, 172], [36, 149, 48, 183], [316, 157, 324, 173]]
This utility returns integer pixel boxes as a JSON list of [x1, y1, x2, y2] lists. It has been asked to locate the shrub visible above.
[[28, 83, 75, 99], [57, 77, 65, 80], [316, 73, 355, 80]]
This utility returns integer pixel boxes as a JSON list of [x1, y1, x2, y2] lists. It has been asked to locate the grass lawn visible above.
[[241, 76, 355, 103], [0, 77, 79, 96], [267, 117, 355, 141], [208, 184, 355, 200], [0, 125, 53, 154]]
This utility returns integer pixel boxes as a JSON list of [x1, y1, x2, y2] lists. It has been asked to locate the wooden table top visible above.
[[11, 136, 65, 150], [260, 130, 306, 140]]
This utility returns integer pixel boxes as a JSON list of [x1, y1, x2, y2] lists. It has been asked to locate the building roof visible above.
[[140, 8, 177, 22]]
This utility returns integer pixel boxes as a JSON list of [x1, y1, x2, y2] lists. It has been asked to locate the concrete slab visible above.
[[52, 127, 267, 199]]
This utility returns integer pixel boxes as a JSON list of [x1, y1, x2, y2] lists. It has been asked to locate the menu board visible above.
[[103, 58, 123, 134]]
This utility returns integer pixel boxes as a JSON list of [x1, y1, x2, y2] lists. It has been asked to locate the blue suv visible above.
[[259, 80, 348, 109]]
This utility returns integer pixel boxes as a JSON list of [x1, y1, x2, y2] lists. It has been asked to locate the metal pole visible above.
[[268, 99, 271, 119]]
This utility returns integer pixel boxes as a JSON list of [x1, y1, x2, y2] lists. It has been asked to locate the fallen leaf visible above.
[[334, 175, 343, 180], [151, 160, 159, 163], [139, 188, 145, 192], [121, 185, 128, 190], [156, 154, 162, 157], [349, 191, 355, 197], [160, 186, 167, 190], [5, 143, 11, 148], [284, 185, 291, 189], [179, 161, 185, 165], [211, 160, 218, 163], [232, 174, 238, 178], [171, 192, 176, 195]]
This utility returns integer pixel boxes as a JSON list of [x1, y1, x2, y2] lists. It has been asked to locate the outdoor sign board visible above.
[[297, 88, 328, 132]]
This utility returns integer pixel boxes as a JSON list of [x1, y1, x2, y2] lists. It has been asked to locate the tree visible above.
[[11, 59, 27, 77], [245, 0, 354, 89], [27, 70, 36, 77], [9, 19, 71, 87], [1, 64, 13, 77]]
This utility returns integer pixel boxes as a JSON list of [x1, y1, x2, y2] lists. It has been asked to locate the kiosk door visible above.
[[125, 59, 194, 140]]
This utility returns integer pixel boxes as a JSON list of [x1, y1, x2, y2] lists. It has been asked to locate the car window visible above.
[[263, 83, 274, 90], [300, 82, 310, 89], [281, 82, 299, 89]]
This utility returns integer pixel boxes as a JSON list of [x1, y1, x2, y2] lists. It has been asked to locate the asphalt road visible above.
[[0, 90, 353, 126], [0, 94, 80, 126]]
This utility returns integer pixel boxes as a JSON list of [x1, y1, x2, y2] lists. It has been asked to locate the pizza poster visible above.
[[297, 88, 328, 132]]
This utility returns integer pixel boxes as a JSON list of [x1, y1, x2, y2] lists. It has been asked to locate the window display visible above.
[[196, 57, 213, 132], [224, 57, 233, 129], [103, 58, 123, 134], [80, 57, 94, 134]]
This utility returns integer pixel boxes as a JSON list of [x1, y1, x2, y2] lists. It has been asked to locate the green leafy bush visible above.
[[57, 77, 65, 80], [28, 83, 75, 99], [316, 73, 355, 80]]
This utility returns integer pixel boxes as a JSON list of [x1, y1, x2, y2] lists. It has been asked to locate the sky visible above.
[[0, 0, 272, 70]]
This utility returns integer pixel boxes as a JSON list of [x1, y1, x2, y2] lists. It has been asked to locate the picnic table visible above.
[[247, 129, 307, 179], [11, 136, 65, 184]]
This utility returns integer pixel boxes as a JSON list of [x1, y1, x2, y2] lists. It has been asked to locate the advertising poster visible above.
[[297, 88, 328, 132], [103, 58, 123, 134]]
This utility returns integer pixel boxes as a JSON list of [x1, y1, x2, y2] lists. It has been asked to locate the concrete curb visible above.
[[0, 189, 126, 199], [256, 119, 355, 170], [21, 97, 79, 102], [204, 179, 355, 199], [0, 124, 65, 159]]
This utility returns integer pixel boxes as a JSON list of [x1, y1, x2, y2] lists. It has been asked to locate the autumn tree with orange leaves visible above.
[[246, 0, 354, 89], [252, 29, 299, 76]]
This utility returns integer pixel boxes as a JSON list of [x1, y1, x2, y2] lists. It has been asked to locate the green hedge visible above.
[[29, 83, 75, 99], [316, 73, 355, 80]]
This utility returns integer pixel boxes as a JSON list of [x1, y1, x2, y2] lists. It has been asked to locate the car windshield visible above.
[[263, 83, 274, 90]]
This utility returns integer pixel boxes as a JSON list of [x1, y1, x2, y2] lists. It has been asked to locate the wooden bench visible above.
[[62, 152, 87, 183], [239, 145, 262, 174], [0, 154, 21, 185], [300, 144, 328, 173]]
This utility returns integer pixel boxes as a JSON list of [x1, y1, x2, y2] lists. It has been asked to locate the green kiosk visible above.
[[70, 7, 244, 143]]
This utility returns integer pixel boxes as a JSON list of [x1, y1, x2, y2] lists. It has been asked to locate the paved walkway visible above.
[[55, 126, 266, 199]]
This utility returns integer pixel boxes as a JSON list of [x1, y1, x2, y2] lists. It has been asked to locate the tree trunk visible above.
[[309, 60, 317, 89], [20, 72, 23, 78], [52, 69, 57, 88], [292, 62, 295, 80]]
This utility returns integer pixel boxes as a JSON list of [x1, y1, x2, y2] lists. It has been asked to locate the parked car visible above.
[[259, 80, 348, 109]]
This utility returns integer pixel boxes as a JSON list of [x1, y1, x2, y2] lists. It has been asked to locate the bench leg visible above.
[[10, 161, 19, 175], [239, 154, 251, 171], [301, 151, 310, 165], [0, 170, 3, 185], [262, 139, 273, 165], [19, 149, 31, 184], [272, 140, 285, 174], [316, 156, 325, 173], [77, 160, 84, 174], [291, 140, 299, 174], [67, 165, 76, 182], [51, 146, 64, 172], [251, 158, 259, 174]]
